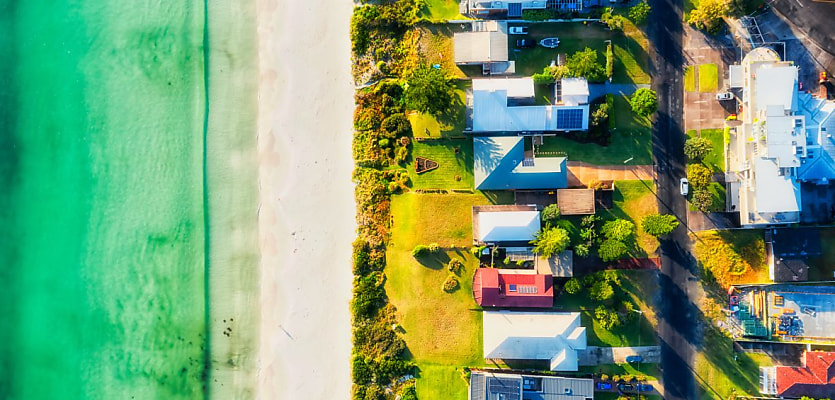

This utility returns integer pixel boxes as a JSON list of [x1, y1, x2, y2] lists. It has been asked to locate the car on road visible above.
[[508, 26, 528, 35], [516, 39, 535, 48], [637, 384, 654, 392], [716, 92, 733, 101], [617, 383, 634, 392], [596, 382, 612, 390], [680, 178, 689, 196], [625, 355, 643, 363]]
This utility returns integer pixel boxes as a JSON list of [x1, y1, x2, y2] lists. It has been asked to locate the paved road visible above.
[[767, 0, 835, 57], [647, 0, 703, 398]]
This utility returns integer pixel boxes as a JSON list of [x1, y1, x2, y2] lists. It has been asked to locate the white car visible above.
[[716, 92, 733, 101], [680, 178, 689, 196], [508, 26, 528, 35]]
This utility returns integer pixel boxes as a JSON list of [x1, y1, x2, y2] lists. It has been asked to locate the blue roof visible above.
[[474, 136, 567, 190]]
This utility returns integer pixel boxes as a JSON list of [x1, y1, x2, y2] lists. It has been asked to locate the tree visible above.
[[641, 214, 680, 237], [688, 0, 728, 35], [381, 113, 412, 138], [687, 163, 712, 188], [531, 227, 570, 257], [533, 65, 570, 84], [591, 102, 611, 128], [691, 188, 714, 212], [590, 280, 615, 301], [630, 88, 658, 117], [629, 1, 651, 24], [684, 137, 713, 161], [567, 48, 606, 82], [602, 219, 636, 242], [601, 11, 626, 31], [599, 239, 629, 262], [595, 305, 622, 329], [404, 65, 456, 115], [564, 278, 582, 294], [574, 243, 591, 258], [541, 204, 561, 225]]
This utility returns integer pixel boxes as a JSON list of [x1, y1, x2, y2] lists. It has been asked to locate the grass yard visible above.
[[691, 229, 768, 288], [408, 139, 474, 190], [598, 180, 660, 257], [684, 65, 696, 92], [694, 326, 771, 399], [687, 129, 725, 173], [698, 63, 719, 93], [556, 270, 659, 347], [409, 81, 468, 138], [418, 0, 468, 21], [387, 192, 513, 400], [417, 25, 468, 78], [536, 94, 652, 165], [613, 15, 652, 85], [579, 362, 661, 380], [809, 227, 835, 281]]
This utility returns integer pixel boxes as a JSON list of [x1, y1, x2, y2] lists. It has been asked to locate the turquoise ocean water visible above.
[[0, 1, 258, 398]]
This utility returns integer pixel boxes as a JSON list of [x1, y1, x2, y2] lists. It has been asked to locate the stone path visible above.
[[566, 161, 654, 187]]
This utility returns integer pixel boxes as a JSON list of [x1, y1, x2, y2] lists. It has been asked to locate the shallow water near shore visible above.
[[0, 1, 258, 398]]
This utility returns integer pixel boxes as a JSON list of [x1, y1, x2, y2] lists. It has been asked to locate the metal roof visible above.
[[473, 136, 567, 190]]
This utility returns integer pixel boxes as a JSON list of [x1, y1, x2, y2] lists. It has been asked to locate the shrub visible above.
[[621, 374, 634, 382], [594, 305, 622, 329], [688, 0, 728, 35], [541, 204, 561, 225], [378, 138, 390, 148], [381, 113, 411, 138], [612, 375, 622, 383], [394, 146, 409, 164], [587, 179, 608, 191], [687, 163, 712, 188], [567, 48, 606, 82], [564, 278, 582, 294], [352, 355, 374, 384], [691, 188, 713, 212], [442, 275, 459, 292], [599, 239, 629, 262], [601, 11, 626, 31], [470, 246, 485, 256], [447, 258, 464, 273], [602, 219, 636, 242], [533, 71, 555, 85], [591, 102, 611, 128], [630, 88, 658, 117], [590, 280, 615, 301], [629, 1, 651, 24], [605, 44, 614, 80], [641, 214, 680, 237], [600, 374, 610, 381], [404, 65, 456, 115], [522, 9, 554, 20], [400, 385, 418, 400], [574, 244, 590, 258], [684, 137, 712, 161], [412, 244, 430, 257], [427, 243, 440, 252], [531, 227, 571, 257], [352, 272, 386, 319]]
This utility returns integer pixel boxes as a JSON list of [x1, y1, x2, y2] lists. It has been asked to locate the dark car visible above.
[[516, 39, 535, 48], [625, 355, 643, 363], [637, 384, 654, 392], [596, 382, 612, 390], [618, 383, 634, 392]]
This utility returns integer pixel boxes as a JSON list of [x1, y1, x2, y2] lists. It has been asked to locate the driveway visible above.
[[588, 82, 651, 101], [578, 346, 662, 365], [566, 161, 654, 187]]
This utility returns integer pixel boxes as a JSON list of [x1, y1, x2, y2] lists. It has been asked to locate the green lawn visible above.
[[408, 139, 474, 190], [684, 65, 696, 92], [613, 15, 652, 85], [536, 94, 652, 165], [556, 270, 659, 347], [694, 326, 771, 399], [409, 82, 468, 138], [418, 0, 468, 21], [693, 129, 725, 173], [809, 227, 835, 281], [598, 180, 660, 257], [579, 362, 661, 380], [698, 63, 719, 93], [387, 192, 513, 400]]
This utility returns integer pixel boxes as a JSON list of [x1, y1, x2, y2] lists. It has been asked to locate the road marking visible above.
[[793, 0, 805, 7], [811, 0, 835, 3]]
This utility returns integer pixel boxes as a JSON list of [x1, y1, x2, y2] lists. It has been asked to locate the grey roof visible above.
[[454, 31, 509, 64], [474, 137, 567, 190], [771, 228, 822, 258], [471, 78, 589, 132], [469, 372, 594, 400]]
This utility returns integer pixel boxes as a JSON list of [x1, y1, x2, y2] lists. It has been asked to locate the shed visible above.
[[556, 189, 595, 215]]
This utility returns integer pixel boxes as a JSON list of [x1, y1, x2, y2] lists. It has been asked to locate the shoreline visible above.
[[254, 0, 356, 398]]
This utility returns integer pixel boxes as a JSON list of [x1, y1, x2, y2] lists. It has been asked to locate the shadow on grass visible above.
[[415, 251, 452, 270]]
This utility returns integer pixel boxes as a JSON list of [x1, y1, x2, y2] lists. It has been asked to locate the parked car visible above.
[[596, 382, 612, 390], [617, 383, 634, 392], [680, 178, 689, 196], [637, 384, 654, 392], [516, 39, 535, 48], [625, 355, 643, 363], [508, 26, 528, 35], [716, 92, 733, 101]]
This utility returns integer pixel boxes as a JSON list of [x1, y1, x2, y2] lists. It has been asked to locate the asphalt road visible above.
[[647, 0, 702, 398], [768, 0, 835, 57]]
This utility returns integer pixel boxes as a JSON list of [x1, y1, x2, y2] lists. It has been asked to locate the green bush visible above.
[[687, 163, 712, 188], [442, 274, 460, 292], [684, 137, 712, 161], [688, 0, 727, 35], [590, 280, 615, 301], [564, 277, 582, 294], [541, 204, 561, 225], [378, 138, 390, 148], [447, 258, 464, 273], [400, 385, 418, 400], [605, 44, 614, 80], [352, 355, 374, 384], [381, 113, 412, 138], [574, 244, 590, 258], [594, 305, 622, 329], [641, 214, 680, 237], [531, 227, 571, 257], [404, 65, 456, 115], [352, 272, 386, 319], [602, 219, 636, 242], [522, 9, 554, 21], [691, 188, 713, 212], [471, 245, 485, 256], [412, 244, 430, 257], [394, 146, 409, 164], [427, 242, 440, 252], [599, 239, 629, 262], [630, 88, 658, 117], [533, 71, 555, 85], [591, 102, 610, 128], [567, 48, 606, 82], [629, 1, 651, 24]]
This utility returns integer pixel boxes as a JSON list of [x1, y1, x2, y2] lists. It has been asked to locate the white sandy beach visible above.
[[255, 0, 356, 398]]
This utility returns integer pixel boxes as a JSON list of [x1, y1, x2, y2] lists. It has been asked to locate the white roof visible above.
[[764, 112, 804, 168], [472, 90, 549, 131], [729, 65, 744, 88], [477, 211, 541, 243], [755, 66, 797, 113], [472, 77, 535, 98], [483, 311, 586, 371], [560, 78, 589, 97], [454, 31, 508, 63], [754, 158, 800, 213]]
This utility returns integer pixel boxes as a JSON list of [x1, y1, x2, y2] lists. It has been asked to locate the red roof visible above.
[[472, 268, 553, 308], [777, 351, 835, 397]]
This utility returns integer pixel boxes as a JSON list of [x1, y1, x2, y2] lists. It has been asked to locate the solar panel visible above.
[[517, 285, 537, 294], [487, 377, 521, 400], [507, 3, 522, 17], [556, 108, 584, 130]]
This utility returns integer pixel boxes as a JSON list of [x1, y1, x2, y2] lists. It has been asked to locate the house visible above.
[[727, 47, 835, 227], [473, 205, 541, 246], [474, 136, 568, 190], [469, 371, 594, 400], [472, 268, 554, 308], [760, 351, 835, 397], [470, 77, 589, 133], [462, 0, 584, 18], [454, 21, 515, 75], [483, 310, 587, 371], [766, 228, 822, 282]]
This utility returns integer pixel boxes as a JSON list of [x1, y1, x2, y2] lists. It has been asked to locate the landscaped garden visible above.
[[386, 192, 513, 400], [407, 139, 474, 190]]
